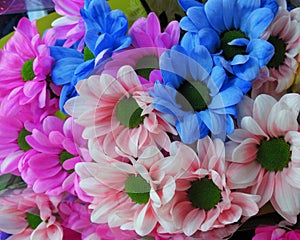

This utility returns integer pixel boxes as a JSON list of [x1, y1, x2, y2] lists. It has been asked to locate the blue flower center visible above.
[[220, 30, 248, 60], [187, 177, 222, 210], [116, 97, 146, 128], [26, 212, 42, 229], [176, 80, 211, 112], [21, 58, 36, 81], [267, 36, 286, 69], [256, 137, 291, 171], [18, 129, 32, 151], [125, 174, 151, 204]]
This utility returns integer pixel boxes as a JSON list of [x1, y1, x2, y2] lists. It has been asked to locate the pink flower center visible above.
[[21, 58, 36, 81], [187, 177, 222, 211], [125, 174, 151, 204], [116, 97, 146, 128], [220, 30, 248, 60], [18, 129, 32, 151], [176, 80, 211, 112], [256, 137, 291, 172], [26, 212, 42, 229], [267, 36, 286, 69]]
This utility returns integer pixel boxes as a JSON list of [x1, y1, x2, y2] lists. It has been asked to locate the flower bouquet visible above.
[[0, 0, 299, 239]]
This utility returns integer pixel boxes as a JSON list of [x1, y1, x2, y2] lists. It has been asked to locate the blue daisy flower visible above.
[[179, 0, 277, 82], [50, 0, 131, 113], [151, 45, 249, 144]]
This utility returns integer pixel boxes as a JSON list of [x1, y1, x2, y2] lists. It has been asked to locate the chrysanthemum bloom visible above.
[[178, 0, 276, 82], [50, 0, 131, 112], [0, 189, 63, 239], [0, 17, 55, 108], [49, 0, 85, 51], [75, 145, 183, 236], [65, 65, 176, 158], [19, 116, 92, 197], [253, 225, 300, 240], [101, 12, 180, 85], [151, 45, 249, 144], [226, 93, 300, 224], [0, 95, 58, 176], [156, 137, 259, 236], [252, 5, 300, 97]]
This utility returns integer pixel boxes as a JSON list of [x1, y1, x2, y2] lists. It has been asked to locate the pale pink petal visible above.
[[218, 204, 242, 225], [200, 207, 220, 231], [183, 208, 205, 236], [134, 204, 157, 236], [231, 138, 259, 163], [241, 116, 268, 138], [231, 192, 260, 216]]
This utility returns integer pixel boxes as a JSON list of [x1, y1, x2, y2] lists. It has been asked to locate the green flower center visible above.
[[220, 30, 248, 60], [26, 212, 42, 229], [256, 137, 291, 172], [176, 80, 211, 112], [125, 174, 151, 204], [187, 178, 222, 211], [18, 129, 32, 151], [135, 55, 159, 80], [83, 46, 95, 61], [116, 97, 146, 128], [267, 36, 287, 69], [21, 58, 36, 81], [59, 151, 75, 173]]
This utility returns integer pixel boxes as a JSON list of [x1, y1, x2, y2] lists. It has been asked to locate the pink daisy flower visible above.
[[0, 189, 63, 239], [156, 137, 259, 236], [252, 5, 300, 97], [226, 94, 300, 224], [0, 96, 57, 176], [129, 12, 180, 49], [65, 65, 176, 158], [75, 145, 183, 236], [0, 17, 55, 108], [49, 0, 85, 51], [19, 116, 92, 197], [101, 12, 180, 85]]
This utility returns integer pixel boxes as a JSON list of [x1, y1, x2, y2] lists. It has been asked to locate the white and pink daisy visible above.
[[0, 189, 63, 239], [75, 145, 180, 236], [252, 5, 300, 98], [0, 17, 56, 108], [19, 116, 92, 197], [65, 65, 176, 158], [156, 137, 260, 236], [226, 93, 300, 224], [49, 0, 85, 51]]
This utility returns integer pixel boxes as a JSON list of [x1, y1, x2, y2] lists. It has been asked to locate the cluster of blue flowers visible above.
[[51, 0, 281, 144]]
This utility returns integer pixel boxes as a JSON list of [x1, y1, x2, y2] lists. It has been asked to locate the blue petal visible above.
[[178, 0, 203, 11], [204, 0, 226, 33], [209, 86, 243, 109], [94, 33, 113, 55], [74, 60, 94, 80], [106, 10, 128, 36], [207, 66, 226, 96], [175, 114, 200, 144], [113, 36, 131, 51], [231, 55, 250, 65], [261, 0, 278, 15], [222, 0, 235, 29], [50, 46, 83, 60], [234, 0, 260, 29], [60, 84, 78, 113], [180, 6, 210, 32], [247, 39, 274, 68], [232, 56, 260, 81], [197, 28, 220, 53], [51, 58, 83, 85], [228, 38, 249, 46], [226, 114, 235, 134], [189, 45, 213, 79], [199, 109, 227, 137], [227, 77, 252, 94], [243, 8, 274, 39]]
